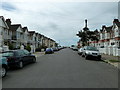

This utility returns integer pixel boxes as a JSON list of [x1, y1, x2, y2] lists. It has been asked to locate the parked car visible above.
[[72, 46, 78, 51], [2, 49, 36, 69], [0, 56, 8, 77], [52, 47, 59, 51], [57, 46, 63, 50], [45, 48, 54, 54], [78, 48, 84, 55], [82, 46, 101, 60]]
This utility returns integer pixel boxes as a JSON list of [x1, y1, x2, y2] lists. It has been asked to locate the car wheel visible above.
[[18, 61, 23, 69], [79, 53, 82, 55], [32, 58, 36, 63], [2, 66, 7, 78], [82, 54, 84, 57], [98, 58, 101, 61]]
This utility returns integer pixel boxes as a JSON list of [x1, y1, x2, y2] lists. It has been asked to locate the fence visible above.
[[98, 45, 120, 56]]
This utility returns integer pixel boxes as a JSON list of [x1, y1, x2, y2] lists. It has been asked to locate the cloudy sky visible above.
[[0, 0, 119, 46]]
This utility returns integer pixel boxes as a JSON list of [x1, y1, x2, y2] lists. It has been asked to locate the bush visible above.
[[41, 45, 48, 51], [25, 45, 31, 52], [8, 43, 14, 50], [109, 60, 120, 63], [17, 46, 20, 49]]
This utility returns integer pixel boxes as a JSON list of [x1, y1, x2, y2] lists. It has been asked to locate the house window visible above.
[[17, 32, 20, 39], [111, 42, 115, 45], [119, 42, 120, 48]]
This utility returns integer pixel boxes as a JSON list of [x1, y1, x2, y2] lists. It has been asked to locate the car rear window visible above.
[[87, 47, 98, 51], [23, 50, 30, 55], [1, 52, 14, 57], [15, 50, 25, 56], [46, 48, 50, 50]]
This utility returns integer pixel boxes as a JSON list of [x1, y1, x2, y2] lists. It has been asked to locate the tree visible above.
[[76, 30, 99, 46], [25, 45, 31, 52], [77, 30, 88, 46], [76, 19, 99, 46]]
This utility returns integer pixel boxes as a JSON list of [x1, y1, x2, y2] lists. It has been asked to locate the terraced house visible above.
[[0, 16, 9, 51], [0, 16, 57, 52], [89, 19, 120, 56]]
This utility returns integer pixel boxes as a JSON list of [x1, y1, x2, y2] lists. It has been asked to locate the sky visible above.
[[0, 0, 119, 46]]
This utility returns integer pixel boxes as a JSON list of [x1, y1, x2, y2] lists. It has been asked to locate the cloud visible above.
[[1, 2, 17, 11], [2, 0, 120, 2], [0, 1, 118, 46]]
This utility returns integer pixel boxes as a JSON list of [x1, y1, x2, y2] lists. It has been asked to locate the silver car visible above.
[[82, 46, 101, 60], [78, 48, 84, 55]]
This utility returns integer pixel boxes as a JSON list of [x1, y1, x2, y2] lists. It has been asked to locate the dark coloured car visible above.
[[0, 57, 8, 77], [45, 48, 54, 54], [2, 50, 36, 69]]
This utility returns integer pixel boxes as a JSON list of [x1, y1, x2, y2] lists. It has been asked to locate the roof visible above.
[[105, 26, 113, 32], [22, 27, 28, 32], [28, 31, 35, 36], [100, 25, 112, 32], [35, 32, 39, 36], [0, 16, 3, 18], [10, 24, 22, 31], [113, 19, 120, 27], [0, 16, 9, 29]]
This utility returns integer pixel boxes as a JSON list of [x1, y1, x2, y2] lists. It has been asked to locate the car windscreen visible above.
[[46, 48, 52, 51], [46, 48, 50, 50], [86, 47, 98, 51], [1, 52, 14, 57]]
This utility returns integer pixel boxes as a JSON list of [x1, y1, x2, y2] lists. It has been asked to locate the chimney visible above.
[[85, 19, 87, 28], [102, 25, 106, 29], [113, 19, 119, 23], [113, 19, 119, 26], [6, 19, 11, 28]]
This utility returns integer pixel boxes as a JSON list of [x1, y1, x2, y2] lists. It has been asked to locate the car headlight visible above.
[[86, 52, 91, 55], [98, 53, 101, 55]]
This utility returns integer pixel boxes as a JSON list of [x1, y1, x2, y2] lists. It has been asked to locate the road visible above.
[[2, 48, 118, 88]]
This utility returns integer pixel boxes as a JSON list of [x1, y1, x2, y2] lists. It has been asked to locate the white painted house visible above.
[[10, 24, 24, 49], [89, 19, 120, 56], [28, 31, 36, 53], [113, 19, 120, 47], [22, 27, 29, 46], [0, 16, 9, 51], [0, 16, 57, 52]]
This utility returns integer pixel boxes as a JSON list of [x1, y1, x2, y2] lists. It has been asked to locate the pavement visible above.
[[33, 51, 45, 57], [2, 48, 118, 88], [102, 54, 120, 69]]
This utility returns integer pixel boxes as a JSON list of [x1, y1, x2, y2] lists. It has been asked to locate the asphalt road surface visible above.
[[2, 48, 118, 88]]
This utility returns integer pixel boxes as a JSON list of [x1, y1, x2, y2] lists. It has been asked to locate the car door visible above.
[[18, 50, 28, 64], [23, 50, 33, 63]]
